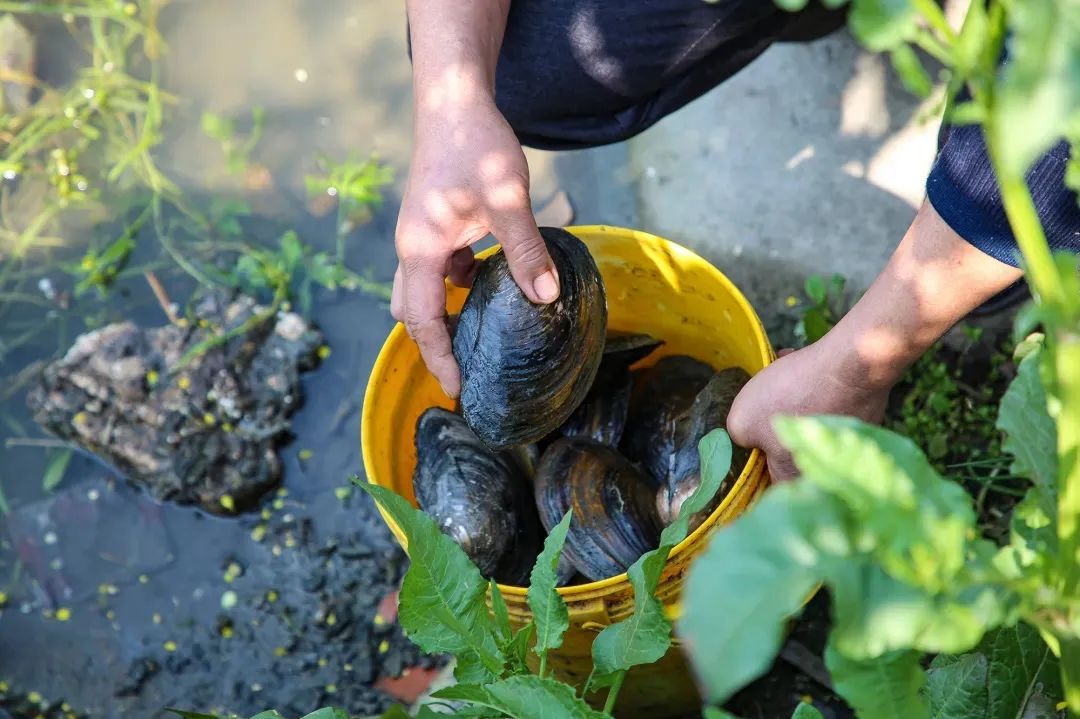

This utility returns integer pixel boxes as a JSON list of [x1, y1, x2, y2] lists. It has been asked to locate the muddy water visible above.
[[0, 1, 442, 716]]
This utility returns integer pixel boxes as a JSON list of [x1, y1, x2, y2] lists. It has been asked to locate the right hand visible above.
[[392, 97, 560, 398]]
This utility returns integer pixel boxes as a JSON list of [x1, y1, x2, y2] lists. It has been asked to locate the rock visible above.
[[0, 14, 35, 116], [26, 293, 323, 513]]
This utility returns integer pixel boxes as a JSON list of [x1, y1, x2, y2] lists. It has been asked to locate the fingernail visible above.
[[533, 270, 559, 303]]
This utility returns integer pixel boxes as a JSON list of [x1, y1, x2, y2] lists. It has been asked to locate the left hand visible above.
[[726, 343, 890, 482]]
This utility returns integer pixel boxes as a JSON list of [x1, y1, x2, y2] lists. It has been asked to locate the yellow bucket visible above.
[[361, 225, 775, 717]]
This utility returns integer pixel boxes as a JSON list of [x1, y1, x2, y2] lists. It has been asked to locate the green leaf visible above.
[[528, 510, 572, 660], [791, 703, 826, 719], [505, 622, 535, 676], [997, 348, 1057, 510], [679, 480, 824, 703], [702, 709, 741, 719], [354, 481, 503, 674], [926, 653, 988, 719], [891, 44, 933, 97], [981, 624, 1061, 719], [200, 112, 232, 142], [489, 580, 512, 644], [300, 710, 349, 719], [774, 417, 980, 593], [437, 677, 608, 719], [592, 430, 733, 681], [279, 231, 304, 274], [42, 448, 72, 492], [373, 708, 412, 719], [802, 309, 833, 345], [993, 0, 1080, 175], [849, 0, 918, 51], [804, 275, 827, 305], [166, 711, 222, 719], [826, 644, 930, 719], [249, 713, 285, 719], [774, 0, 810, 10]]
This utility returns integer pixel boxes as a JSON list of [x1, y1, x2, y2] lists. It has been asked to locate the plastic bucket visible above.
[[361, 225, 775, 717]]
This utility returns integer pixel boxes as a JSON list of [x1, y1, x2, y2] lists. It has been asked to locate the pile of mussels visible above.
[[412, 228, 750, 586]]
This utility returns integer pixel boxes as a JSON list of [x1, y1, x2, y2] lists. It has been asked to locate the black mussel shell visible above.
[[656, 368, 752, 530], [621, 355, 716, 488], [412, 407, 542, 584], [453, 227, 607, 448], [558, 333, 663, 447], [534, 437, 661, 582]]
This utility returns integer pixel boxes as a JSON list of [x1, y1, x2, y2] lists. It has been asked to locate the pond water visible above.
[[0, 1, 446, 716]]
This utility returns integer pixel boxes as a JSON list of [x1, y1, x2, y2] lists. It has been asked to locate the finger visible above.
[[489, 207, 560, 304], [401, 256, 461, 398], [765, 449, 800, 483], [448, 247, 477, 287], [391, 265, 405, 321]]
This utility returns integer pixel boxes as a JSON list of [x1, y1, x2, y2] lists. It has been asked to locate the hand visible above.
[[392, 98, 560, 398], [726, 343, 890, 482]]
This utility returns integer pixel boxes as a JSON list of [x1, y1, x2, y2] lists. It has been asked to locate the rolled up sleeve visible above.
[[926, 123, 1080, 268]]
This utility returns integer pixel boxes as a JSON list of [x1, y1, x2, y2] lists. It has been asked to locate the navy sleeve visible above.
[[926, 123, 1080, 268]]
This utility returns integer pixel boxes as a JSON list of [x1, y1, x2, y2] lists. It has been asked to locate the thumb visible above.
[[491, 209, 560, 304]]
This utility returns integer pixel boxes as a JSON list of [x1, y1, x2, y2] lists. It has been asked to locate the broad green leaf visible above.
[[42, 448, 72, 492], [454, 650, 500, 684], [981, 623, 1061, 719], [802, 310, 832, 345], [438, 676, 608, 719], [891, 44, 933, 97], [354, 482, 503, 673], [804, 275, 827, 305], [849, 0, 918, 51], [679, 480, 825, 703], [993, 0, 1080, 175], [528, 510, 572, 659], [926, 653, 988, 718], [827, 559, 1003, 658], [300, 710, 349, 719], [997, 349, 1057, 510], [703, 709, 740, 719], [490, 580, 512, 644], [825, 645, 930, 719], [279, 231, 304, 274], [166, 711, 221, 719], [249, 713, 285, 719], [775, 417, 980, 592], [791, 703, 826, 719]]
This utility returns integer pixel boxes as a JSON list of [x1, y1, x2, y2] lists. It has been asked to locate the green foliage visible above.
[[202, 107, 265, 174], [825, 647, 929, 719], [527, 510, 572, 672], [41, 448, 71, 492], [791, 703, 826, 719], [435, 677, 608, 718], [794, 273, 847, 346], [305, 154, 393, 219]]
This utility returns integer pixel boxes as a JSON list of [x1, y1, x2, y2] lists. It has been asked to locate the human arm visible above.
[[393, 0, 560, 398], [726, 199, 1024, 481]]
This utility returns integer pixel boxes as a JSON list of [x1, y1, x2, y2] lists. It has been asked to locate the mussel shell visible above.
[[535, 437, 661, 581], [621, 355, 716, 488], [558, 333, 663, 447], [453, 227, 607, 448], [412, 407, 541, 585], [656, 368, 752, 529]]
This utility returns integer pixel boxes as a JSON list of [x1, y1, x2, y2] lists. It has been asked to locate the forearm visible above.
[[821, 200, 1023, 391], [407, 0, 510, 113]]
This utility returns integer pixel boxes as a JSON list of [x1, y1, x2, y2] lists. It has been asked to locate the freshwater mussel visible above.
[[412, 407, 541, 585], [557, 332, 663, 447], [534, 437, 662, 582], [652, 368, 752, 530], [453, 226, 607, 448]]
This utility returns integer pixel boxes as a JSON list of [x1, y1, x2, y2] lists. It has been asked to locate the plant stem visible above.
[[602, 671, 626, 716], [912, 0, 958, 45], [1053, 335, 1080, 595], [538, 653, 547, 680], [985, 138, 1065, 308], [1061, 638, 1080, 718]]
